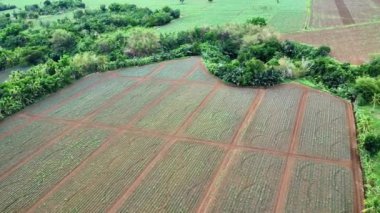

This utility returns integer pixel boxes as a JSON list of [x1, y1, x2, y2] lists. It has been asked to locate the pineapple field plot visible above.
[[206, 150, 285, 212], [239, 86, 303, 151], [47, 77, 136, 119], [0, 57, 363, 212], [0, 127, 110, 212], [181, 87, 255, 143], [93, 80, 171, 127], [118, 142, 225, 212], [24, 73, 104, 115], [284, 160, 354, 213], [34, 133, 166, 212], [297, 92, 351, 160]]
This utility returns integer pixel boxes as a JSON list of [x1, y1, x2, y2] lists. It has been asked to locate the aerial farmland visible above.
[[0, 0, 379, 212]]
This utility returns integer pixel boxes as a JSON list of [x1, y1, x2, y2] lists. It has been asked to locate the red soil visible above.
[[282, 22, 380, 64]]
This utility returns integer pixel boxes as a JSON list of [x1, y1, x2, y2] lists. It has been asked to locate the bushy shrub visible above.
[[355, 77, 380, 104], [71, 52, 107, 77], [124, 27, 160, 57], [50, 29, 76, 54], [246, 17, 267, 26], [364, 133, 380, 156], [238, 38, 282, 63]]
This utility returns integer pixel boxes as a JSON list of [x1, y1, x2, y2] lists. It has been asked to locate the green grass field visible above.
[[2, 0, 309, 33]]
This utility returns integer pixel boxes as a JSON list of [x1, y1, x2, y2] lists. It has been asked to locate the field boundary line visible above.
[[273, 89, 308, 213], [335, 0, 355, 25], [196, 89, 266, 213], [180, 58, 202, 79], [0, 123, 81, 181], [346, 102, 364, 212], [176, 83, 220, 136], [0, 115, 35, 141], [122, 84, 180, 128], [26, 129, 124, 212]]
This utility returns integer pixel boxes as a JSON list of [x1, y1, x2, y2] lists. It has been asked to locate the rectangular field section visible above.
[[25, 73, 103, 115], [208, 151, 285, 212], [239, 87, 303, 151], [35, 133, 166, 212], [119, 142, 224, 212], [135, 84, 212, 133], [0, 120, 66, 173], [0, 127, 110, 212], [93, 81, 171, 126], [285, 160, 354, 212], [151, 57, 198, 80], [0, 116, 28, 134], [117, 63, 158, 77], [297, 92, 351, 160], [182, 87, 255, 143], [48, 78, 136, 119]]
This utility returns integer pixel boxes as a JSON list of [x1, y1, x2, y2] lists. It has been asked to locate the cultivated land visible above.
[[0, 57, 363, 212], [283, 22, 380, 64]]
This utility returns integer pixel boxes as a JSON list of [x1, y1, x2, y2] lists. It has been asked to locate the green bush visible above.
[[246, 17, 267, 26], [364, 133, 380, 156], [355, 77, 380, 104], [124, 27, 160, 57]]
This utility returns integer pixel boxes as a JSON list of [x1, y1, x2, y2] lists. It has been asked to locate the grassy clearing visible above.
[[285, 160, 354, 212], [182, 87, 255, 142], [35, 133, 165, 212], [209, 151, 285, 212], [239, 86, 302, 151], [298, 92, 351, 160], [119, 142, 224, 212], [0, 127, 110, 212]]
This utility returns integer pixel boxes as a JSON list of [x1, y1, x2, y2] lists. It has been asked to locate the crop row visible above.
[[208, 150, 285, 212], [0, 116, 28, 135], [186, 67, 217, 82], [297, 92, 351, 160], [0, 127, 110, 212], [152, 57, 198, 80], [135, 84, 212, 134], [25, 73, 103, 115], [239, 87, 302, 151], [285, 160, 354, 212], [48, 78, 136, 120], [117, 63, 158, 77], [0, 120, 66, 173], [119, 142, 224, 212], [35, 133, 166, 212], [93, 81, 171, 126], [182, 87, 255, 143]]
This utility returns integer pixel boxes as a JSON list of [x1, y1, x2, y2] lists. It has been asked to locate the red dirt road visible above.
[[0, 57, 363, 212]]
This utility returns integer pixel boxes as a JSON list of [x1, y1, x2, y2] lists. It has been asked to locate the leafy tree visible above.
[[124, 27, 160, 57], [50, 29, 76, 54]]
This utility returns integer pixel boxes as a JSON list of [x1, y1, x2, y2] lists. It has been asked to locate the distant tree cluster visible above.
[[0, 3, 16, 12], [12, 0, 85, 19]]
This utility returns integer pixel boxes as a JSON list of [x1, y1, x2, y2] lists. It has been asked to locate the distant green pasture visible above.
[[1, 0, 308, 33]]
